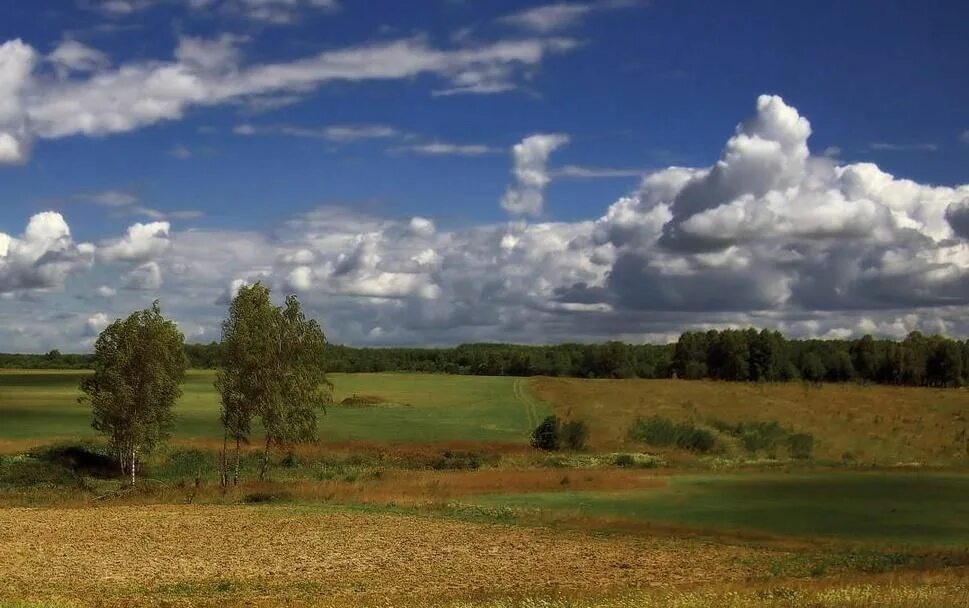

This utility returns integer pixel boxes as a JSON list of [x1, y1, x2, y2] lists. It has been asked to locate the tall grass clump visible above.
[[628, 416, 717, 453], [712, 420, 815, 459]]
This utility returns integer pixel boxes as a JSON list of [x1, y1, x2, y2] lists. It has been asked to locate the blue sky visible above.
[[1, 0, 968, 351]]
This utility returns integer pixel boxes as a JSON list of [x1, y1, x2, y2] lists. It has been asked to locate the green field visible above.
[[472, 472, 969, 546], [0, 370, 549, 445], [4, 370, 969, 606]]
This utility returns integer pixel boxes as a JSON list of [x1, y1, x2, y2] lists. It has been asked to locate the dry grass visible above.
[[240, 468, 665, 505], [0, 504, 772, 607], [531, 378, 969, 464]]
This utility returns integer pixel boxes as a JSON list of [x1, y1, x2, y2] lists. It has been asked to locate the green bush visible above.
[[561, 420, 589, 451], [28, 442, 120, 479], [0, 456, 79, 488], [739, 421, 787, 452], [243, 491, 291, 504], [531, 415, 562, 451], [162, 448, 211, 479], [628, 416, 717, 453], [787, 433, 815, 459], [430, 450, 482, 470], [712, 420, 815, 459]]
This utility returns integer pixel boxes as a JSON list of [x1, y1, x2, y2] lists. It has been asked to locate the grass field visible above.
[[532, 377, 969, 464], [3, 370, 969, 607], [0, 370, 549, 447], [471, 472, 969, 547]]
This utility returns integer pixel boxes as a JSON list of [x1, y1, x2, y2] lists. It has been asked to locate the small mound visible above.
[[29, 443, 121, 479], [340, 394, 394, 407]]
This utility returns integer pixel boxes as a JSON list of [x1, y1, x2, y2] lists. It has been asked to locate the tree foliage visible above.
[[78, 301, 186, 484], [216, 283, 331, 482]]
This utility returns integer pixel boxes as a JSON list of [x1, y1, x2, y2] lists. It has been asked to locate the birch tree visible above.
[[216, 284, 330, 483], [79, 301, 186, 484]]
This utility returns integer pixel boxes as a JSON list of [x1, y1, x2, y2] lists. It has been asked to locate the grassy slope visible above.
[[473, 472, 969, 547], [0, 371, 550, 446], [531, 377, 969, 464]]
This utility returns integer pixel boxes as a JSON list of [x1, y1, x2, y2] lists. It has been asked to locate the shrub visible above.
[[713, 420, 815, 460], [561, 420, 589, 451], [611, 453, 665, 468], [531, 415, 562, 451], [243, 491, 290, 504], [738, 421, 787, 453], [628, 416, 717, 453], [0, 457, 79, 488], [787, 433, 815, 459], [162, 448, 211, 479], [430, 450, 482, 470], [28, 442, 120, 479]]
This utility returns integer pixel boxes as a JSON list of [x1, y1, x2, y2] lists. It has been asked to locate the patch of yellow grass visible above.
[[0, 504, 771, 607], [531, 377, 969, 464]]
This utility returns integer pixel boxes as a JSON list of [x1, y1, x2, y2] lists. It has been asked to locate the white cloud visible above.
[[84, 312, 110, 336], [869, 142, 938, 152], [0, 34, 576, 163], [79, 189, 139, 207], [96, 285, 117, 297], [99, 222, 172, 263], [6, 94, 969, 350], [554, 165, 643, 179], [190, 0, 340, 24], [0, 39, 36, 164], [500, 0, 637, 32], [235, 123, 402, 141], [395, 142, 498, 156], [48, 40, 110, 77], [0, 212, 95, 293], [122, 261, 163, 290], [501, 133, 570, 215], [169, 144, 192, 159], [960, 130, 969, 145]]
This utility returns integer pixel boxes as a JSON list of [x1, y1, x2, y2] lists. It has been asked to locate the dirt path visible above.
[[513, 377, 542, 430]]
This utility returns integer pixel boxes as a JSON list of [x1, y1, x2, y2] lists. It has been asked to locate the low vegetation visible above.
[[629, 416, 718, 453], [3, 295, 969, 607]]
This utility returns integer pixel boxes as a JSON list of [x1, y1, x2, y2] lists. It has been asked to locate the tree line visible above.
[[179, 330, 969, 387], [5, 328, 969, 388]]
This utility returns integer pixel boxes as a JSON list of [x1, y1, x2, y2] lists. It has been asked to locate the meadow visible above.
[[0, 370, 548, 447], [2, 370, 969, 607]]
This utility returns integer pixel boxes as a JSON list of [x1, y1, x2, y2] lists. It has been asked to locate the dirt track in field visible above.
[[0, 505, 774, 606]]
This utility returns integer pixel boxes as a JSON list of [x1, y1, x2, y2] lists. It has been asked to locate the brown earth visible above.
[[0, 504, 776, 607]]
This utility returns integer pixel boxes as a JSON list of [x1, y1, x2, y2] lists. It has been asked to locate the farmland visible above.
[[0, 371, 548, 447], [2, 370, 969, 607]]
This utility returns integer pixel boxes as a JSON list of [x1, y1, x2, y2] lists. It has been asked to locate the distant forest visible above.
[[3, 329, 968, 388]]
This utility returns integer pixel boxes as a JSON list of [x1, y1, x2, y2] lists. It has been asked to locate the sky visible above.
[[1, 0, 968, 352]]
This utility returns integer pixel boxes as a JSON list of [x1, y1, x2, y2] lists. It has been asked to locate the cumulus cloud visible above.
[[99, 222, 172, 263], [501, 133, 570, 215], [0, 212, 95, 293], [0, 39, 36, 164], [0, 34, 576, 163], [84, 312, 110, 336], [6, 94, 969, 349]]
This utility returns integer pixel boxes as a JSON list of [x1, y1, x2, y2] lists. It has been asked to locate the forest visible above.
[[2, 328, 966, 387]]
